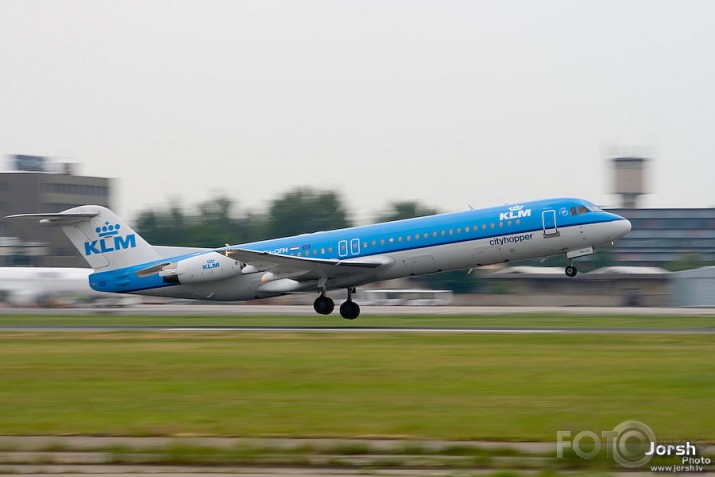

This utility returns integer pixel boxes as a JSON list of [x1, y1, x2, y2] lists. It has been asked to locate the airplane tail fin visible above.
[[6, 205, 161, 271]]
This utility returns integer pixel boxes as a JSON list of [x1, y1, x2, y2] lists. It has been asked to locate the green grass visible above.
[[0, 330, 712, 440], [1, 312, 715, 329]]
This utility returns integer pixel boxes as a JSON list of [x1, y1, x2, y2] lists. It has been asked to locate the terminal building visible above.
[[0, 155, 112, 267], [604, 207, 715, 268], [595, 157, 715, 269]]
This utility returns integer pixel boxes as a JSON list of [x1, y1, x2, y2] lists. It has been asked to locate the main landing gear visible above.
[[313, 294, 335, 315], [312, 288, 361, 320]]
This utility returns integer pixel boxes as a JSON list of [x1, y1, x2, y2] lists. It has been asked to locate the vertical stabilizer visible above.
[[6, 205, 161, 271]]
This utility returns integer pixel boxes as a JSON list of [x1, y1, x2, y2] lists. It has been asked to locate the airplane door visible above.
[[542, 210, 559, 237]]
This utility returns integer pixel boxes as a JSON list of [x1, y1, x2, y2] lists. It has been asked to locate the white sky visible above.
[[1, 0, 714, 222]]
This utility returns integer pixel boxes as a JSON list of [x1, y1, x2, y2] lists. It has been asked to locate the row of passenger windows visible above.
[[290, 219, 522, 257]]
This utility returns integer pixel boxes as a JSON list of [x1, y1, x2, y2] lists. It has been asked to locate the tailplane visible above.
[[6, 205, 161, 271]]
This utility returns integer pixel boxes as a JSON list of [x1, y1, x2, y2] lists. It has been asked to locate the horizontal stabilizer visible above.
[[4, 212, 98, 226]]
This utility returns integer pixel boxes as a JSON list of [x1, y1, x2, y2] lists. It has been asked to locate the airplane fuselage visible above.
[[87, 197, 631, 303]]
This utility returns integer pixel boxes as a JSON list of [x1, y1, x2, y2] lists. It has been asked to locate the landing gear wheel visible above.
[[339, 301, 360, 320], [313, 295, 335, 315], [565, 265, 578, 277]]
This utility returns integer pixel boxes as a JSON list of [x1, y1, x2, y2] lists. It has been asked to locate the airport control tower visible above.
[[612, 156, 647, 208]]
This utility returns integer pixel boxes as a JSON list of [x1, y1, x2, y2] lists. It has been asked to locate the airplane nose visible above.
[[613, 218, 631, 239]]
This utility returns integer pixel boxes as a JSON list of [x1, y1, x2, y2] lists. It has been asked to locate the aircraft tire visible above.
[[340, 301, 360, 320], [565, 265, 578, 277], [313, 296, 335, 315]]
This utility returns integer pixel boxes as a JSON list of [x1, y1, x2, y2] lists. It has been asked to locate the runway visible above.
[[1, 304, 713, 333], [3, 303, 715, 316], [0, 325, 713, 334]]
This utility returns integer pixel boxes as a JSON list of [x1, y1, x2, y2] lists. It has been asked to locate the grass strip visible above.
[[0, 331, 712, 440]]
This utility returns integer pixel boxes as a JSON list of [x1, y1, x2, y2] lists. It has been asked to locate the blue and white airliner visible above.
[[7, 198, 631, 319]]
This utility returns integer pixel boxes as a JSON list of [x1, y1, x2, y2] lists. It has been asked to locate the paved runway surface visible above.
[[0, 325, 712, 334], [1, 304, 713, 333], [3, 303, 715, 315]]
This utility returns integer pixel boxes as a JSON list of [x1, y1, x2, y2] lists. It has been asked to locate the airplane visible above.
[[6, 197, 631, 319], [0, 267, 138, 307]]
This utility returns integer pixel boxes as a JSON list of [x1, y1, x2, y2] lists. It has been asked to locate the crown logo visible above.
[[96, 221, 121, 238], [509, 204, 524, 212]]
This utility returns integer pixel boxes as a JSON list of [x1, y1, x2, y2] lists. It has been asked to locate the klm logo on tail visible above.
[[84, 221, 137, 256]]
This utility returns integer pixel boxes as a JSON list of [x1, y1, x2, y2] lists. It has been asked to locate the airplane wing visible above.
[[219, 247, 393, 281]]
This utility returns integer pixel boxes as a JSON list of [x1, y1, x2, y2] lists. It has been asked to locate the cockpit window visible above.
[[571, 206, 591, 215]]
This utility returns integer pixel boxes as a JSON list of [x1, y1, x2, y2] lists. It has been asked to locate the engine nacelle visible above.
[[161, 253, 242, 284]]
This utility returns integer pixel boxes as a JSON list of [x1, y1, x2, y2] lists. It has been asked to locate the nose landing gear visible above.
[[564, 247, 594, 278], [565, 263, 578, 277], [564, 257, 578, 277]]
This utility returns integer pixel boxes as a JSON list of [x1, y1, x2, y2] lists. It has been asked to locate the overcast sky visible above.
[[1, 0, 714, 221]]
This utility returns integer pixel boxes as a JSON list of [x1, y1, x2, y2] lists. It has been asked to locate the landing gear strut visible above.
[[565, 261, 578, 278], [339, 288, 360, 320], [313, 294, 335, 315]]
